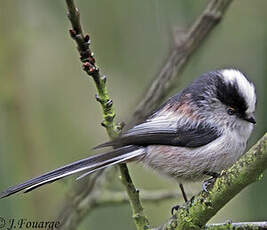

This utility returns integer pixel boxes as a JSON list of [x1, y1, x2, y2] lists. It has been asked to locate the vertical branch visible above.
[[65, 0, 150, 229], [66, 0, 119, 138], [119, 165, 150, 229]]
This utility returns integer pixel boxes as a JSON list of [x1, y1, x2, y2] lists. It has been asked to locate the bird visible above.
[[0, 68, 256, 201]]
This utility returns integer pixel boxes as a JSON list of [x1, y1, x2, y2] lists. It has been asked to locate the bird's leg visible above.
[[202, 171, 220, 192], [179, 183, 188, 202], [171, 183, 188, 215]]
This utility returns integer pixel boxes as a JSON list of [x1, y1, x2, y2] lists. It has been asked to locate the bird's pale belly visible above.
[[142, 132, 247, 182]]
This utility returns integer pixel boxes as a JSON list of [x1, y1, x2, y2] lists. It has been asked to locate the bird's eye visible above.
[[227, 107, 235, 115]]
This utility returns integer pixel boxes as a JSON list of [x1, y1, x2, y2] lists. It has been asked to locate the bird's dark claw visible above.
[[202, 177, 217, 192], [202, 171, 219, 192], [171, 205, 180, 215]]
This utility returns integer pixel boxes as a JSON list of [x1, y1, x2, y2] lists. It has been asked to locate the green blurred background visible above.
[[0, 0, 266, 229]]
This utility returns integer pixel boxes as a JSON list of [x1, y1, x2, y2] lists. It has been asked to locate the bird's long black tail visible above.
[[0, 145, 145, 198]]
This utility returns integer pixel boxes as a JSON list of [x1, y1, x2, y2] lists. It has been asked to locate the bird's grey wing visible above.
[[95, 91, 222, 149], [95, 117, 222, 149]]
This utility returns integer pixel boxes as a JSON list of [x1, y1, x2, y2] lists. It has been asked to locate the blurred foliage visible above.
[[0, 0, 266, 229]]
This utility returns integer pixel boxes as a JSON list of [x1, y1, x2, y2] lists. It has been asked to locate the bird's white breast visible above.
[[142, 122, 253, 182]]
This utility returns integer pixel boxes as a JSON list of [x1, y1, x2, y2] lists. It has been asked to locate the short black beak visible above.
[[244, 115, 256, 124]]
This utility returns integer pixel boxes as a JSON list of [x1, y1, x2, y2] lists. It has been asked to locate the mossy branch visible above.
[[153, 133, 267, 230]]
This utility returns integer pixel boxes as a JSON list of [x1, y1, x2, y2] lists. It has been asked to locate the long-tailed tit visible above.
[[0, 69, 256, 202]]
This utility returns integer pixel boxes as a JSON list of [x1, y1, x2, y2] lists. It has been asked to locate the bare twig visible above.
[[56, 0, 233, 229], [128, 0, 233, 128], [95, 190, 187, 207], [153, 133, 267, 230]]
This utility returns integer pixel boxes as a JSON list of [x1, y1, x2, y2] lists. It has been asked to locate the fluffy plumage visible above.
[[0, 68, 256, 198]]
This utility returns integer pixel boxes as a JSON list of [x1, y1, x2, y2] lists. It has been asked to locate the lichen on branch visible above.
[[155, 133, 267, 230]]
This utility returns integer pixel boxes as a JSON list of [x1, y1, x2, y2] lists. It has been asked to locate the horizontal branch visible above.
[[205, 221, 267, 230], [154, 133, 267, 230], [95, 189, 186, 207]]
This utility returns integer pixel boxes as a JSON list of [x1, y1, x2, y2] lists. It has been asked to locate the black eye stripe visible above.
[[216, 77, 248, 114]]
